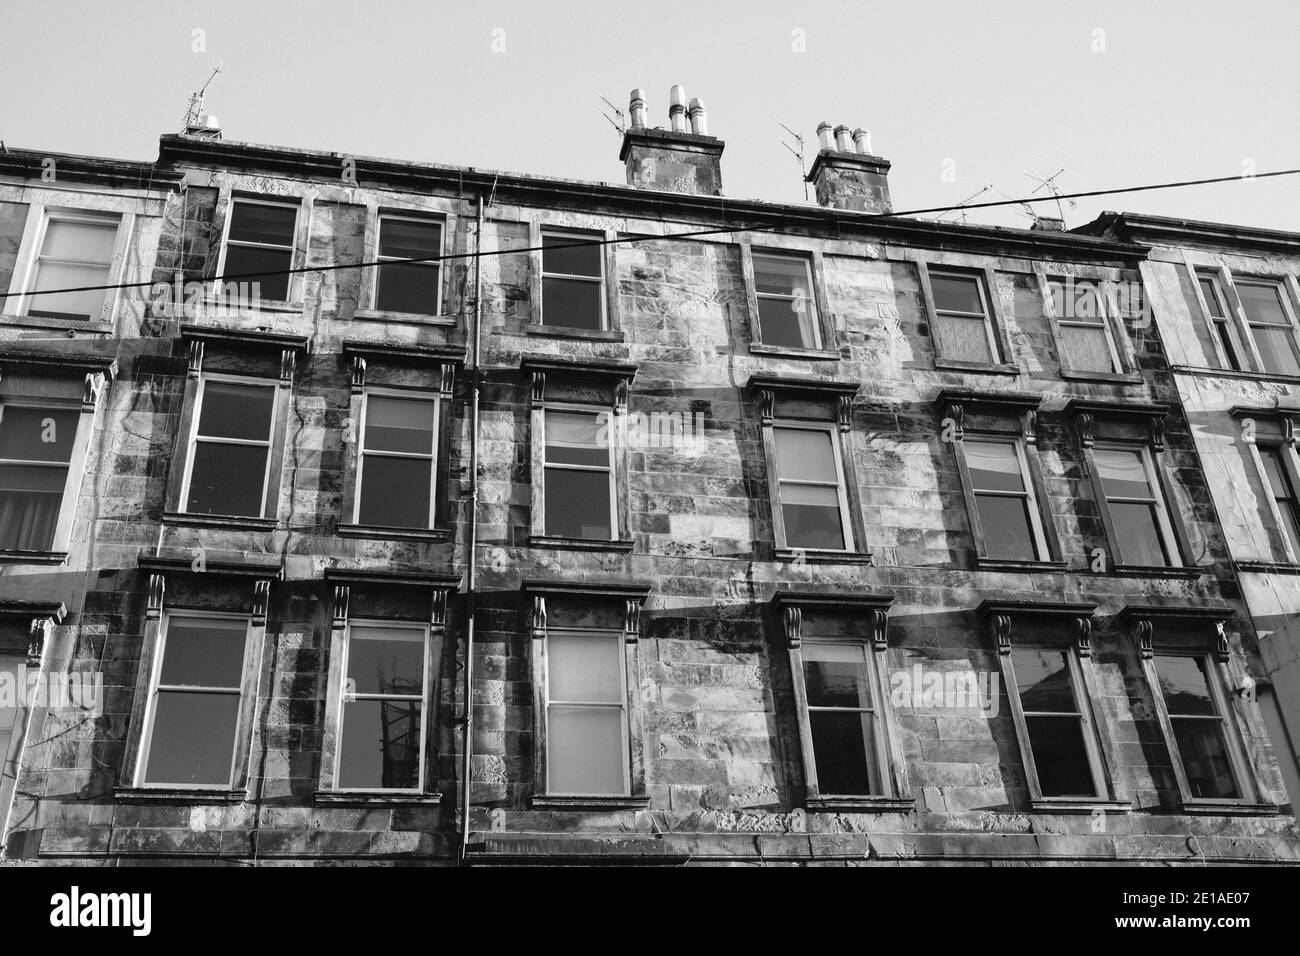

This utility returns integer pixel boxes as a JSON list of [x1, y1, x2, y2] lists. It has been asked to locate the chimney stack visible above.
[[620, 85, 725, 196], [806, 119, 891, 215]]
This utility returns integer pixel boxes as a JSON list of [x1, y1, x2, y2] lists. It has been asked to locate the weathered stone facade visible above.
[[0, 109, 1296, 865]]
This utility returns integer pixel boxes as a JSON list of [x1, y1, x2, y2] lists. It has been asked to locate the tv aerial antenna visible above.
[[775, 118, 809, 200], [1024, 164, 1081, 224], [181, 61, 224, 132], [595, 92, 626, 136], [934, 182, 995, 224]]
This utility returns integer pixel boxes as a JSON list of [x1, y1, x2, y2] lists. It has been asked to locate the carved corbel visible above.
[[530, 595, 547, 640], [440, 363, 457, 399], [350, 355, 367, 394], [1214, 621, 1229, 663], [623, 599, 641, 645], [146, 573, 166, 621], [530, 370, 546, 407], [330, 585, 350, 630], [28, 616, 54, 666], [1076, 412, 1095, 448], [991, 613, 1012, 655], [1134, 618, 1154, 659], [837, 394, 852, 434], [82, 372, 106, 411], [1149, 415, 1166, 453], [870, 608, 889, 653], [430, 589, 448, 636], [782, 605, 803, 649], [187, 339, 205, 379], [252, 579, 271, 627], [1074, 616, 1093, 658], [280, 348, 297, 386], [756, 387, 775, 427], [942, 402, 965, 442], [615, 378, 630, 416], [1283, 417, 1296, 447], [1022, 408, 1039, 446]]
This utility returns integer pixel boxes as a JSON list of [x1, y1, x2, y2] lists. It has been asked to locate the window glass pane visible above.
[[365, 397, 434, 454], [753, 255, 814, 300], [0, 464, 66, 550], [1050, 281, 1104, 323], [186, 443, 269, 516], [358, 456, 432, 528], [228, 202, 296, 246], [347, 626, 425, 696], [144, 691, 239, 786], [376, 262, 439, 314], [809, 711, 876, 795], [1261, 449, 1289, 496], [775, 428, 837, 483], [1094, 447, 1152, 499], [975, 494, 1036, 560], [221, 245, 291, 301], [1198, 277, 1225, 317], [1237, 282, 1288, 325], [756, 295, 819, 348], [1061, 325, 1116, 372], [542, 276, 603, 329], [0, 407, 78, 463], [338, 698, 422, 789], [934, 314, 994, 364], [41, 219, 117, 262], [1172, 718, 1239, 799], [1025, 715, 1096, 797], [542, 234, 602, 277], [803, 645, 869, 708], [197, 382, 275, 442], [548, 705, 625, 794], [1110, 501, 1168, 566], [549, 632, 622, 703], [544, 467, 612, 539], [1251, 326, 1300, 377], [26, 261, 109, 319], [965, 440, 1024, 493], [159, 617, 246, 688], [1011, 648, 1075, 713], [545, 410, 608, 466], [1213, 319, 1241, 370], [379, 219, 441, 259], [780, 483, 845, 551], [930, 273, 984, 314], [1155, 656, 1216, 716]]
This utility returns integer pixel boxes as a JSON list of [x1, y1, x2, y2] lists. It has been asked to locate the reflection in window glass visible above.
[[774, 426, 848, 551], [803, 642, 877, 795], [544, 408, 612, 539], [753, 253, 820, 349], [358, 395, 436, 529], [186, 380, 277, 517], [1094, 446, 1171, 567], [1011, 647, 1096, 797], [1155, 655, 1239, 799], [965, 438, 1039, 561], [0, 406, 78, 551], [338, 624, 427, 790], [542, 233, 604, 330], [376, 217, 442, 314]]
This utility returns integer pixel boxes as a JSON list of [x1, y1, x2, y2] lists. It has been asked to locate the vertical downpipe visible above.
[[459, 194, 485, 864]]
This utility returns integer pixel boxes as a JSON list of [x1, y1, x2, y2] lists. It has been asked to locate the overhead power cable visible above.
[[2, 166, 1297, 302]]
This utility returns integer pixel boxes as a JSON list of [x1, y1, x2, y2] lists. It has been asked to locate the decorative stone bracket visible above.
[[772, 591, 893, 650], [978, 600, 1098, 659], [935, 389, 1043, 446], [1117, 604, 1232, 662], [1065, 399, 1170, 451]]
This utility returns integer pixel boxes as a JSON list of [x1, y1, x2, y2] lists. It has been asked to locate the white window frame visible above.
[[353, 388, 440, 530], [772, 419, 854, 553], [1254, 443, 1300, 563], [1005, 645, 1108, 800], [543, 626, 631, 798], [1093, 440, 1178, 567], [927, 268, 1001, 365], [0, 399, 84, 553], [1043, 275, 1124, 374], [962, 434, 1051, 562], [179, 373, 279, 518], [1234, 277, 1300, 376], [372, 213, 444, 316], [332, 618, 431, 793], [11, 208, 124, 323], [800, 639, 885, 797], [136, 609, 254, 790], [541, 401, 617, 540], [1193, 269, 1245, 371], [215, 197, 299, 301], [540, 229, 607, 330], [751, 251, 823, 350]]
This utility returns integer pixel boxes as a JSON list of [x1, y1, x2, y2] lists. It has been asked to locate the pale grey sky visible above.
[[2, 0, 1297, 230]]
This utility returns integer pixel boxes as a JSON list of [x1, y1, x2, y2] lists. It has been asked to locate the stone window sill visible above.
[[1030, 798, 1131, 814], [1061, 368, 1143, 385], [976, 558, 1069, 573], [1180, 799, 1279, 816], [1235, 560, 1300, 575], [806, 796, 916, 813], [531, 795, 649, 811], [775, 547, 873, 565], [1169, 365, 1300, 386], [114, 787, 248, 804], [314, 790, 443, 807], [212, 297, 304, 315], [162, 511, 279, 532], [1109, 564, 1205, 579], [529, 535, 634, 552], [336, 523, 453, 543], [353, 307, 456, 326], [0, 550, 68, 565], [933, 359, 1020, 376], [749, 343, 842, 361], [526, 324, 624, 342], [0, 311, 113, 335]]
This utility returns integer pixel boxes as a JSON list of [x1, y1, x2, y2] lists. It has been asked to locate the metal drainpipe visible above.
[[459, 193, 484, 865]]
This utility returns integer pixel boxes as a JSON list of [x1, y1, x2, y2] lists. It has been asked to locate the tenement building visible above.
[[0, 90, 1296, 865]]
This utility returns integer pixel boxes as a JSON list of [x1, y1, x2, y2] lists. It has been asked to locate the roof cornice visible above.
[[1075, 212, 1300, 254], [0, 147, 181, 192]]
